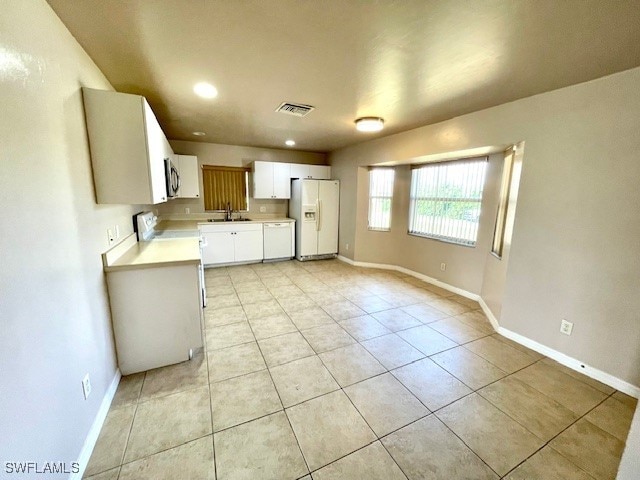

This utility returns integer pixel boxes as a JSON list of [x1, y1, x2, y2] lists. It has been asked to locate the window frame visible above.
[[202, 165, 251, 212], [491, 147, 516, 258], [367, 167, 395, 232], [408, 157, 488, 247]]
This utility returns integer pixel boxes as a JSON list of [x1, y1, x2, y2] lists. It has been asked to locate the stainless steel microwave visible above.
[[164, 157, 180, 198]]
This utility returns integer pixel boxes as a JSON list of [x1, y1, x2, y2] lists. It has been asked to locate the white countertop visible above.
[[103, 235, 201, 272], [155, 217, 295, 232], [103, 216, 295, 272]]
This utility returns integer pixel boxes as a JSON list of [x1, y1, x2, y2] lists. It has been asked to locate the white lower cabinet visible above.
[[106, 263, 203, 375], [202, 231, 235, 264], [200, 223, 263, 265], [234, 229, 264, 262]]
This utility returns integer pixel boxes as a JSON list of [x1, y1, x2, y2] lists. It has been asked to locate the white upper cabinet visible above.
[[289, 163, 331, 180], [82, 88, 170, 204], [289, 163, 308, 179], [175, 155, 200, 198], [272, 162, 291, 198], [252, 161, 291, 199]]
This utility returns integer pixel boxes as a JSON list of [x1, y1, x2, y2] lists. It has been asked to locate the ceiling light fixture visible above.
[[285, 140, 296, 147], [193, 82, 218, 99], [355, 117, 384, 132], [192, 131, 206, 136]]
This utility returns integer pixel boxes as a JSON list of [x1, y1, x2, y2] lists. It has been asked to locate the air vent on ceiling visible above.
[[275, 102, 315, 117]]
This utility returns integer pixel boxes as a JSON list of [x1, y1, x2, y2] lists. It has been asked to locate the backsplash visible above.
[[156, 196, 288, 216]]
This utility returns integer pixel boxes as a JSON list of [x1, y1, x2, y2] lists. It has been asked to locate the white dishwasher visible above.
[[263, 222, 294, 260]]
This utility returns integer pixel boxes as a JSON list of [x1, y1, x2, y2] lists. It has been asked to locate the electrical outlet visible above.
[[440, 263, 446, 271], [560, 319, 574, 335], [82, 374, 91, 400], [107, 228, 115, 245], [115, 225, 120, 239], [346, 243, 350, 251], [259, 206, 267, 213], [185, 207, 190, 214]]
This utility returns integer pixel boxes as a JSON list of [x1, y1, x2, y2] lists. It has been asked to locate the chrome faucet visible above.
[[225, 202, 232, 221]]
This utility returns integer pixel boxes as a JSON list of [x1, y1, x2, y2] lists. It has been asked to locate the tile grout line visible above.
[[202, 323, 218, 480], [235, 277, 313, 477], [496, 391, 615, 479], [110, 371, 145, 480], [205, 260, 623, 478], [112, 433, 214, 477]]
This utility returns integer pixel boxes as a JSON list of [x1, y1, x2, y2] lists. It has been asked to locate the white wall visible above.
[[0, 0, 142, 470], [480, 144, 524, 319], [157, 140, 327, 217], [329, 67, 640, 387]]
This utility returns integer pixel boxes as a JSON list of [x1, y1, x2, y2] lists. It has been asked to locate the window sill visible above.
[[368, 227, 391, 232], [407, 231, 476, 248]]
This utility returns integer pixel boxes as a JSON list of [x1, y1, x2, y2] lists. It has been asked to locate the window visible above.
[[492, 148, 515, 257], [202, 165, 250, 211], [368, 168, 395, 231], [492, 144, 523, 258], [409, 158, 488, 246]]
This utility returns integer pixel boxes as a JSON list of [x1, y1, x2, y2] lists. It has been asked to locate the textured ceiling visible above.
[[47, 0, 640, 152]]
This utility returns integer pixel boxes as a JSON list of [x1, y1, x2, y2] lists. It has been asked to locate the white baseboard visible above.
[[497, 327, 640, 398], [72, 369, 122, 480], [478, 297, 501, 332], [336, 254, 355, 265], [339, 256, 640, 399], [336, 256, 479, 300]]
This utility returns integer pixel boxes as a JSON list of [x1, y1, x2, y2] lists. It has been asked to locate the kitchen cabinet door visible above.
[[202, 231, 234, 264], [143, 103, 170, 204], [252, 161, 274, 199], [234, 230, 264, 262], [290, 163, 330, 180], [309, 165, 331, 179], [272, 162, 291, 198], [83, 88, 169, 204], [289, 163, 308, 179], [253, 161, 291, 199], [177, 155, 200, 198]]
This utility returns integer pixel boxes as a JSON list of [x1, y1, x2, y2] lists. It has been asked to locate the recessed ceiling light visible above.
[[193, 82, 218, 99], [192, 131, 206, 136], [355, 117, 384, 132], [285, 140, 296, 147]]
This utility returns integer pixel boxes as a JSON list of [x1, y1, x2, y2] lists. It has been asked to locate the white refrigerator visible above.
[[289, 179, 340, 261]]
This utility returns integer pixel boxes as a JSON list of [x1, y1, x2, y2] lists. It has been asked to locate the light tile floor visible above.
[[85, 259, 637, 480]]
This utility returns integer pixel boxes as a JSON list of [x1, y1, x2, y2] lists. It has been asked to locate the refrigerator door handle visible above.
[[316, 199, 321, 231]]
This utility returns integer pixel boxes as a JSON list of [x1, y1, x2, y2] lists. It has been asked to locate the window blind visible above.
[[409, 158, 487, 246], [368, 168, 395, 231], [202, 165, 249, 211]]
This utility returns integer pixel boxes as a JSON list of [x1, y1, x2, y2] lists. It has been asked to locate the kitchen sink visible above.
[[207, 218, 253, 222]]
